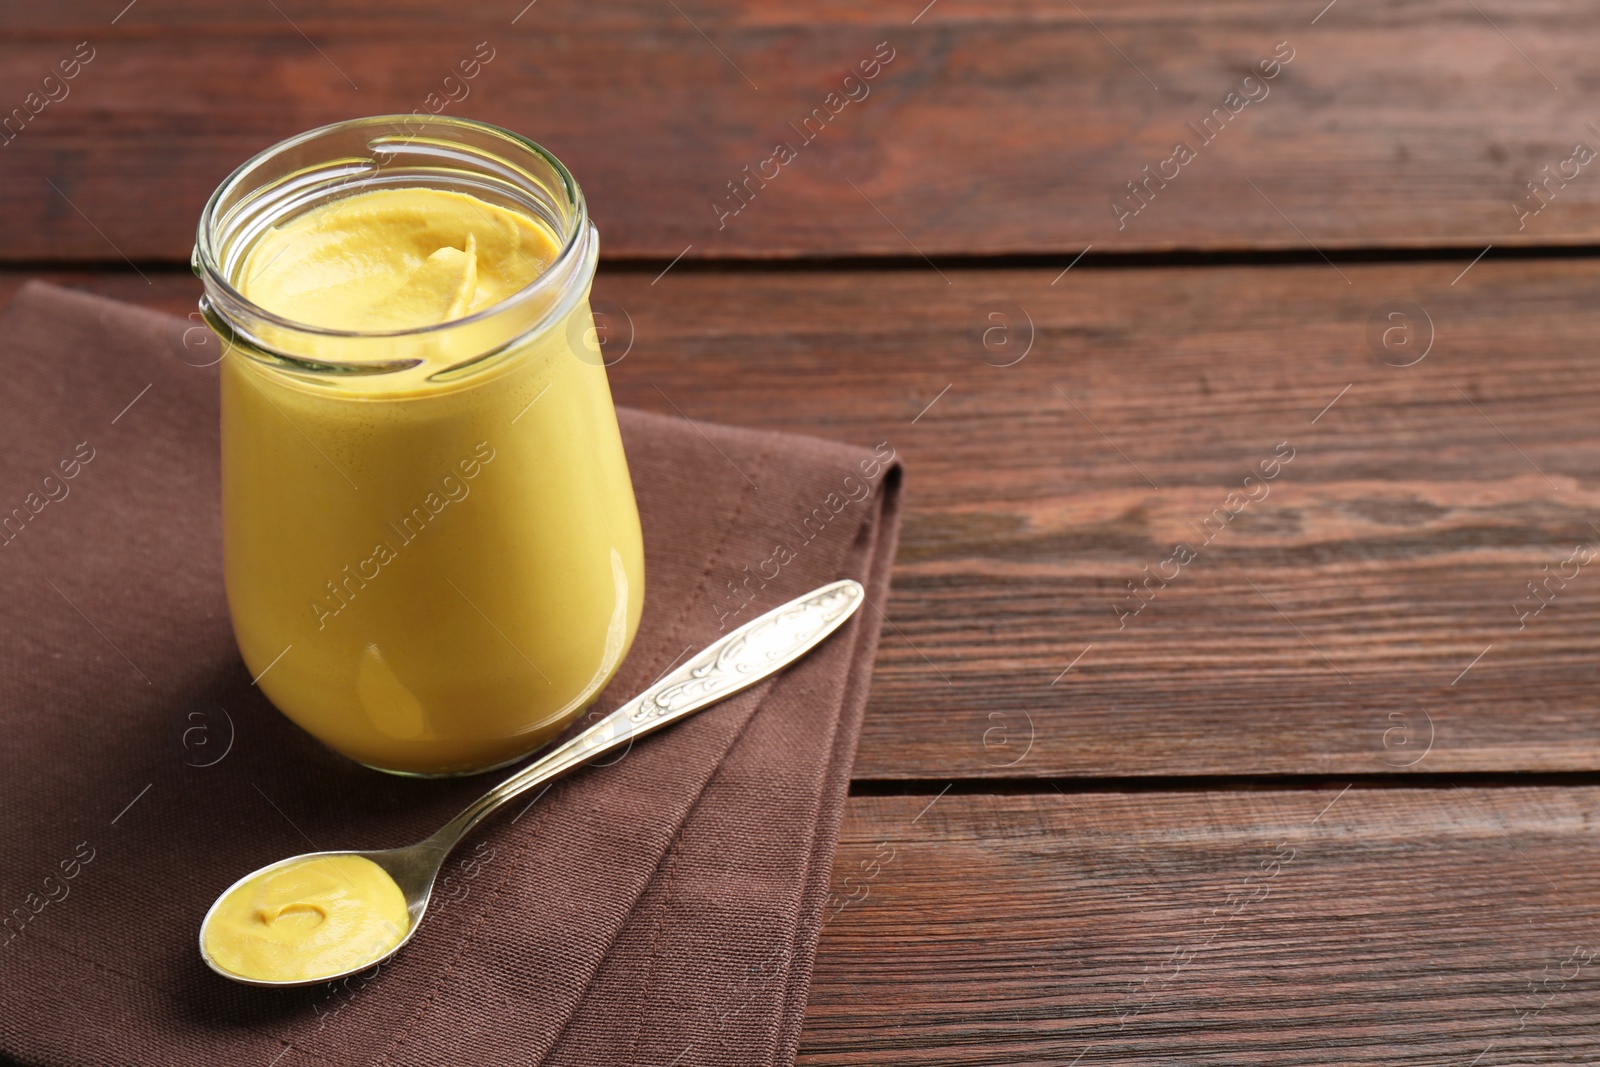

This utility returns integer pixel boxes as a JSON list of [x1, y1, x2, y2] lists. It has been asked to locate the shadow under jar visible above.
[[194, 116, 644, 776]]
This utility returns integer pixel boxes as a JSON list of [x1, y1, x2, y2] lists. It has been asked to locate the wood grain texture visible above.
[[3, 0, 1599, 260], [801, 788, 1600, 1066], [7, 258, 1600, 778]]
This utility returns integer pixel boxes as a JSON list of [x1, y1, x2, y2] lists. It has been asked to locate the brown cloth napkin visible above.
[[0, 282, 902, 1067]]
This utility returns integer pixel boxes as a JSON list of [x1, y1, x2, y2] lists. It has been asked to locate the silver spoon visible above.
[[200, 578, 865, 986]]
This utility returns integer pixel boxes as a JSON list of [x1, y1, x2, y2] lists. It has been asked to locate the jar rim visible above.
[[193, 115, 589, 345]]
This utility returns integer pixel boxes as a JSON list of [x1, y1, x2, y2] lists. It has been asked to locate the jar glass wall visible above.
[[194, 116, 644, 776]]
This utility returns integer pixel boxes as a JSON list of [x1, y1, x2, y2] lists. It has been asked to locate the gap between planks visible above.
[[849, 771, 1600, 796]]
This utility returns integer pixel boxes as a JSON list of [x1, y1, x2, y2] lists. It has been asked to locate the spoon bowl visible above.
[[198, 838, 446, 988], [200, 578, 864, 986]]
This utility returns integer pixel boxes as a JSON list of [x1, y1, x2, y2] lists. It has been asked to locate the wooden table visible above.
[[8, 2, 1600, 1062]]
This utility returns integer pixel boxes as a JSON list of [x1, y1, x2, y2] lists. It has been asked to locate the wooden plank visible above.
[[8, 259, 1600, 778], [3, 0, 1600, 260], [801, 788, 1600, 1065]]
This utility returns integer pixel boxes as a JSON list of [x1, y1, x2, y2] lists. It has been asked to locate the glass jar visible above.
[[193, 116, 644, 776]]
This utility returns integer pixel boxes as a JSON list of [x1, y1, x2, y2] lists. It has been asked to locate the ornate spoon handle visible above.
[[426, 579, 865, 849]]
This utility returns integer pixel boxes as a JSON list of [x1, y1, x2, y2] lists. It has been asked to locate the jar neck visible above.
[[193, 116, 595, 387]]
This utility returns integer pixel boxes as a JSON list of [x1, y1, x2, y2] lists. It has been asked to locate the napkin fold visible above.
[[0, 282, 901, 1067]]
